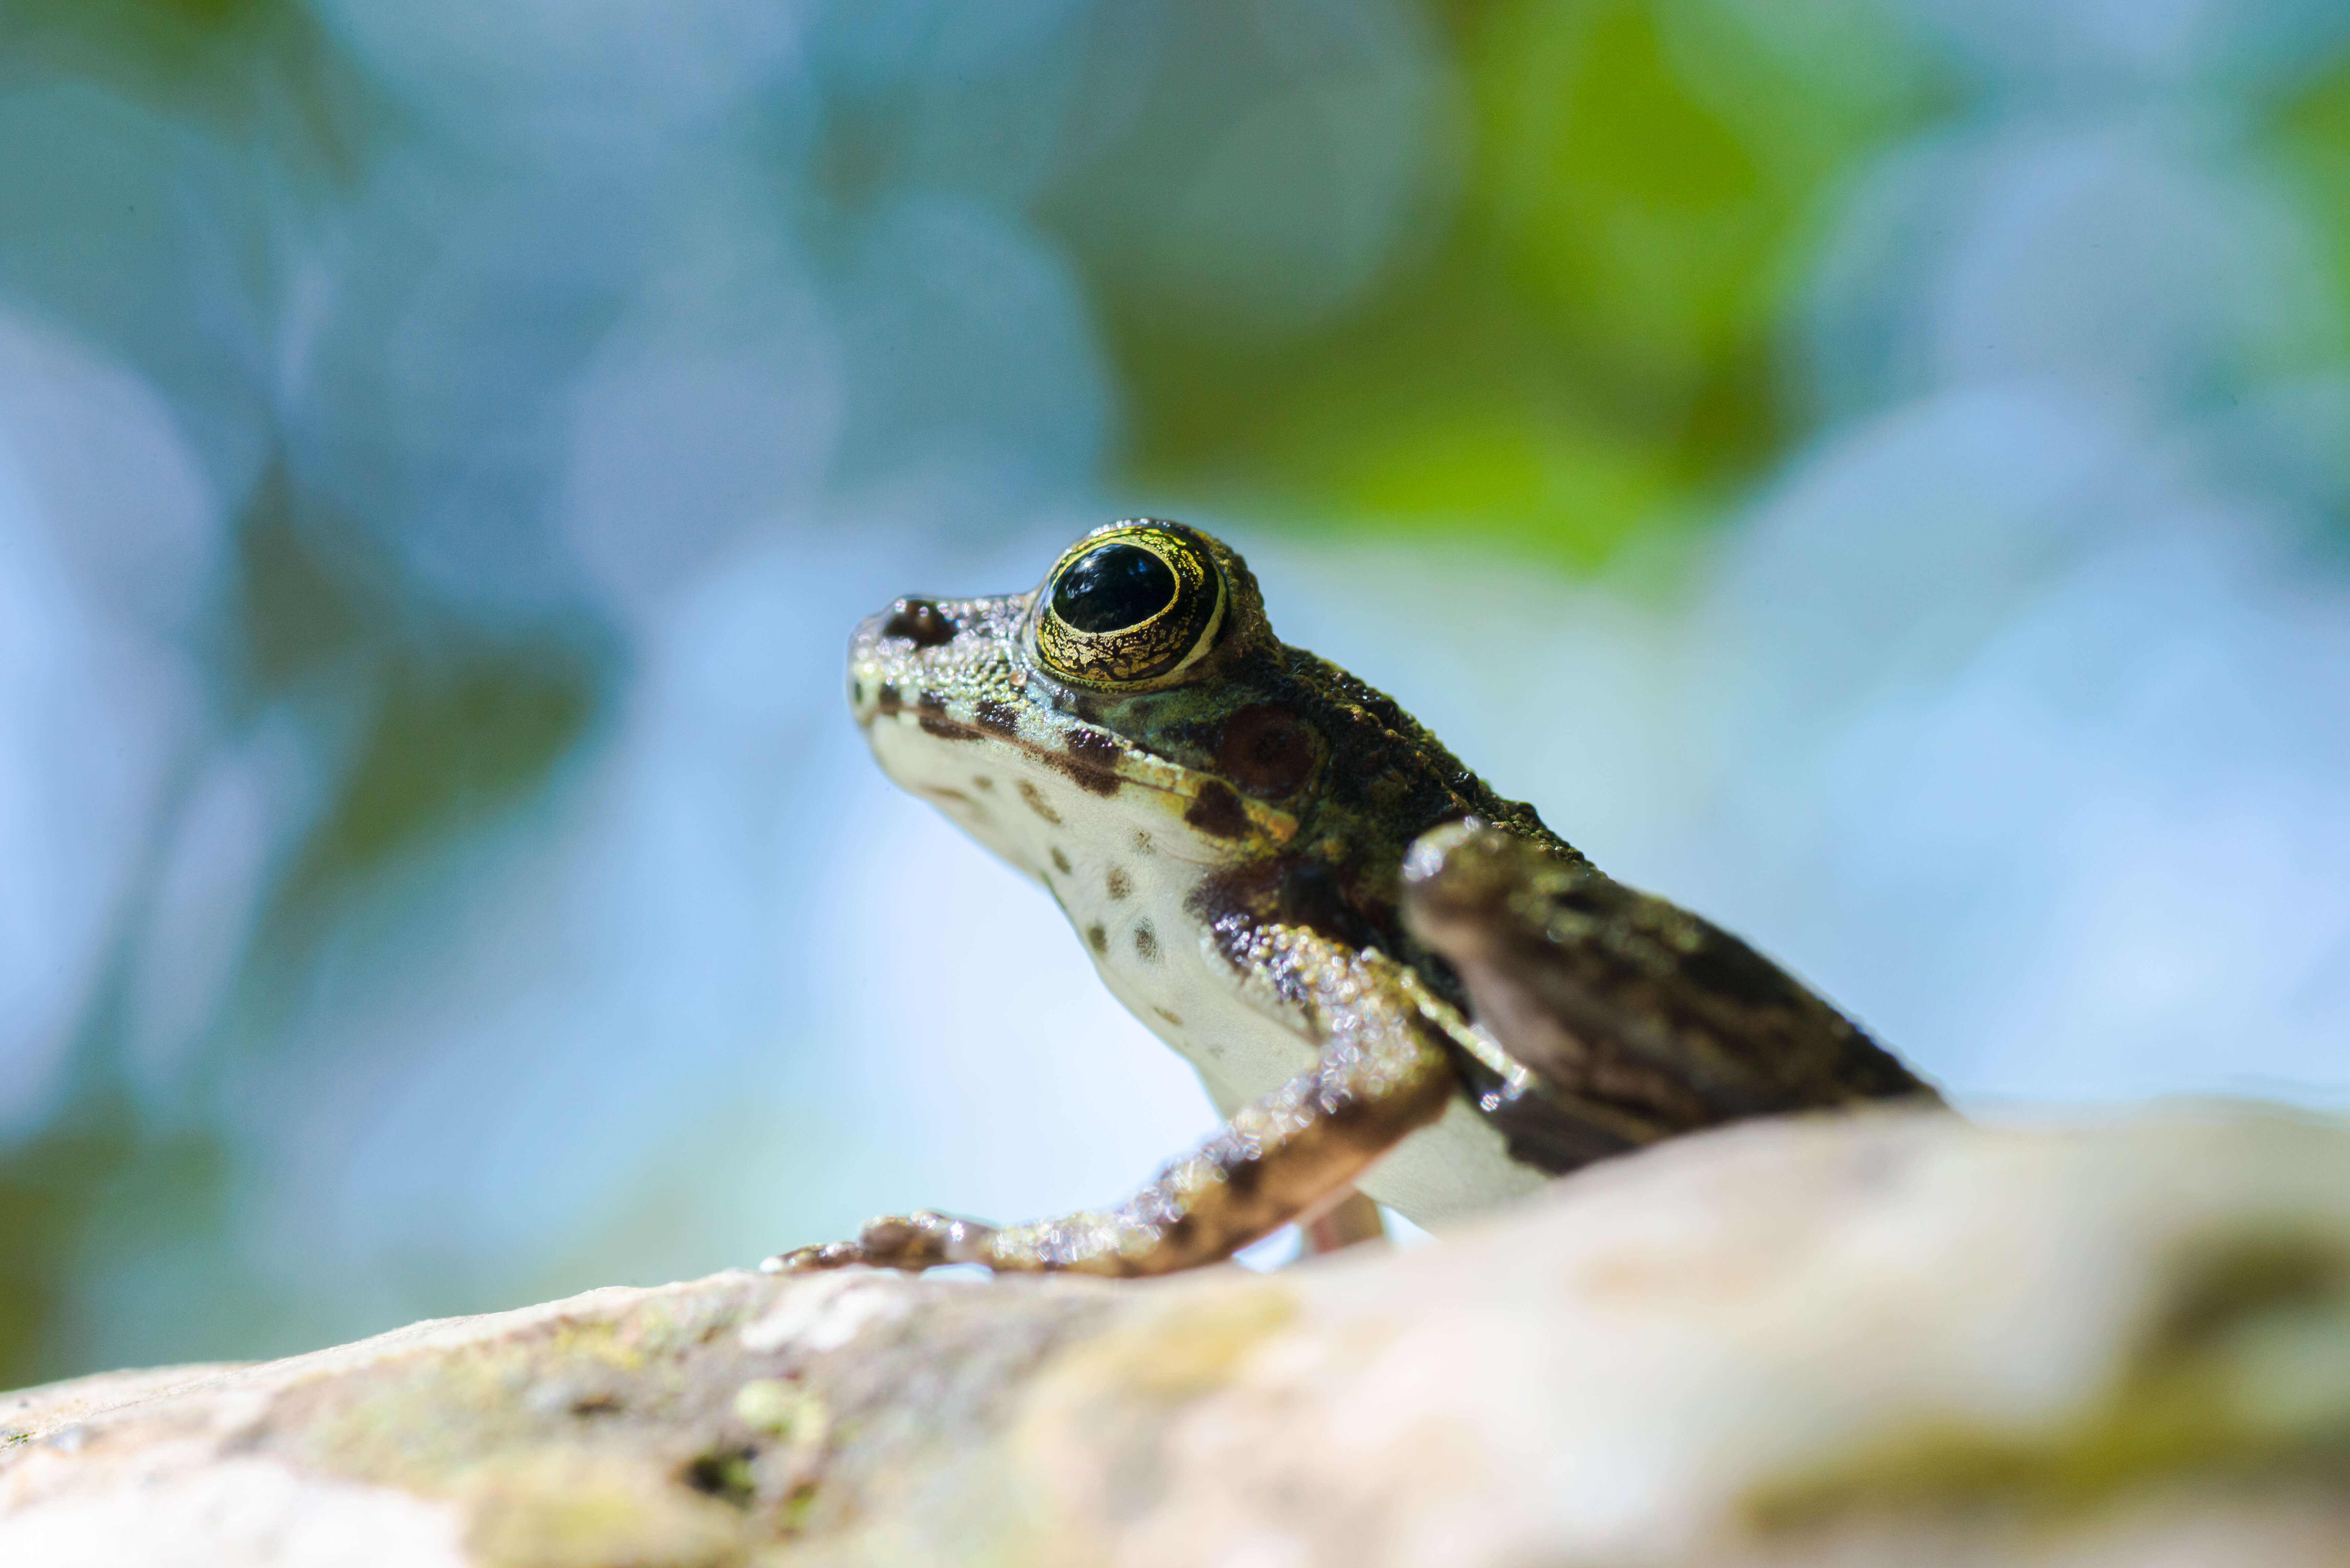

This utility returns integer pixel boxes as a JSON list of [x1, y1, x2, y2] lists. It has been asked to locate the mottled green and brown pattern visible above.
[[776, 521, 1937, 1277]]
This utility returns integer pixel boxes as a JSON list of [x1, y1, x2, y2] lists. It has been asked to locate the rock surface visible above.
[[6, 1107, 2350, 1566]]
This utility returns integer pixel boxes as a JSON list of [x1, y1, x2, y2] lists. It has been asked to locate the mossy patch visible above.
[[227, 1272, 1127, 1563], [461, 1448, 749, 1568], [682, 1445, 760, 1510], [289, 1318, 658, 1489], [1117, 1282, 1299, 1400], [1012, 1277, 1300, 1531]]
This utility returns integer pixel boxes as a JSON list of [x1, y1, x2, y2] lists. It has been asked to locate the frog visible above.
[[771, 520, 1938, 1277]]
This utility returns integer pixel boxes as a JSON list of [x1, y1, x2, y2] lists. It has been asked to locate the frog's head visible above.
[[850, 520, 1542, 992], [846, 521, 1307, 888]]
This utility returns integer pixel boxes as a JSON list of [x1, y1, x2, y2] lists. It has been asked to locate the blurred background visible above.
[[3, 0, 2349, 1386]]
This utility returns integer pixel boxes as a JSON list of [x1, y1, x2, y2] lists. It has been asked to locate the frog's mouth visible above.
[[846, 594, 1296, 878], [861, 685, 1294, 863]]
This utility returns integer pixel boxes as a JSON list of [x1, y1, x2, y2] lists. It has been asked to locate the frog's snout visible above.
[[847, 605, 924, 726], [845, 594, 995, 728], [880, 597, 960, 649]]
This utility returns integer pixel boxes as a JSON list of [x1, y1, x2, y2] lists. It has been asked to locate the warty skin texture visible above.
[[779, 521, 1937, 1276]]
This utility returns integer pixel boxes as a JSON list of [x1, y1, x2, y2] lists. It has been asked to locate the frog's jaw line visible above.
[[858, 692, 1295, 868], [867, 701, 1295, 1060], [864, 708, 1221, 879], [845, 592, 1297, 847]]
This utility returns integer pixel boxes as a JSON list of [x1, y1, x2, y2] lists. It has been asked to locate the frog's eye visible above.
[[1035, 523, 1226, 686]]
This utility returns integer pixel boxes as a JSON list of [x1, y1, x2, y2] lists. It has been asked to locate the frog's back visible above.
[[1187, 645, 1936, 1194]]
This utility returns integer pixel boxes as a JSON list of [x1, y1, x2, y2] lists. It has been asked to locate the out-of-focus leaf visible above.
[[0, 1097, 231, 1388], [1472, 0, 1939, 362], [0, 0, 387, 183], [272, 637, 606, 915], [231, 470, 611, 921], [2275, 56, 2350, 331], [235, 466, 391, 692], [1049, 0, 1941, 572]]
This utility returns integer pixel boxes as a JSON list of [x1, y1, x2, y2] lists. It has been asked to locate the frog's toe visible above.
[[857, 1209, 1000, 1269], [760, 1212, 1001, 1274], [759, 1240, 868, 1273]]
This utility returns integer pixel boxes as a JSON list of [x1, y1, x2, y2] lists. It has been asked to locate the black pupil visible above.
[[1052, 543, 1177, 633]]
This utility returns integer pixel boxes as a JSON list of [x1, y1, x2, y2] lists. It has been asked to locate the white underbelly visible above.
[[1092, 923, 1545, 1229], [1353, 1094, 1547, 1224]]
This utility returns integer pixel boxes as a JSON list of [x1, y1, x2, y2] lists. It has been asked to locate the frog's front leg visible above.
[[765, 926, 1455, 1277]]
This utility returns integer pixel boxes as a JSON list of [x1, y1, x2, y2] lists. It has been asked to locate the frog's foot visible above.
[[762, 926, 1458, 1280], [760, 1210, 1000, 1274]]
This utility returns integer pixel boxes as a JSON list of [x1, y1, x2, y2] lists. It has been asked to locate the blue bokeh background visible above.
[[3, 0, 2348, 1381]]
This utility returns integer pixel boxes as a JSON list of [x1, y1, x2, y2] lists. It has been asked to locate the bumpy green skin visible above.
[[779, 522, 1937, 1277]]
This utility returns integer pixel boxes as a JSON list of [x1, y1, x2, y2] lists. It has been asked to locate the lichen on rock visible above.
[[5, 1107, 2350, 1566]]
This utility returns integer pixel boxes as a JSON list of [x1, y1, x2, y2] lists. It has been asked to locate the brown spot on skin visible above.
[[1132, 830, 1154, 856], [1018, 780, 1063, 824], [1193, 854, 1396, 966], [1223, 1152, 1262, 1197], [919, 716, 968, 741], [1086, 923, 1108, 955], [1066, 727, 1122, 769], [1185, 780, 1251, 839], [916, 689, 947, 713], [1106, 867, 1132, 901], [1217, 703, 1318, 798], [883, 599, 957, 648], [1133, 921, 1159, 961], [1048, 755, 1123, 797], [1153, 1007, 1184, 1027], [975, 699, 1021, 737], [1050, 847, 1072, 875], [972, 775, 995, 791], [1046, 726, 1124, 797], [876, 683, 901, 711]]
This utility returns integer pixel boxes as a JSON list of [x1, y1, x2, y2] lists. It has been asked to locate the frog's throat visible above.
[[862, 692, 1299, 862]]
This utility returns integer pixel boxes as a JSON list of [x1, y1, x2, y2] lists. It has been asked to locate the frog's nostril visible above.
[[884, 599, 957, 649]]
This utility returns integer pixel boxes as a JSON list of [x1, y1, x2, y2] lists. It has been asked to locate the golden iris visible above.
[[1033, 523, 1225, 686]]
